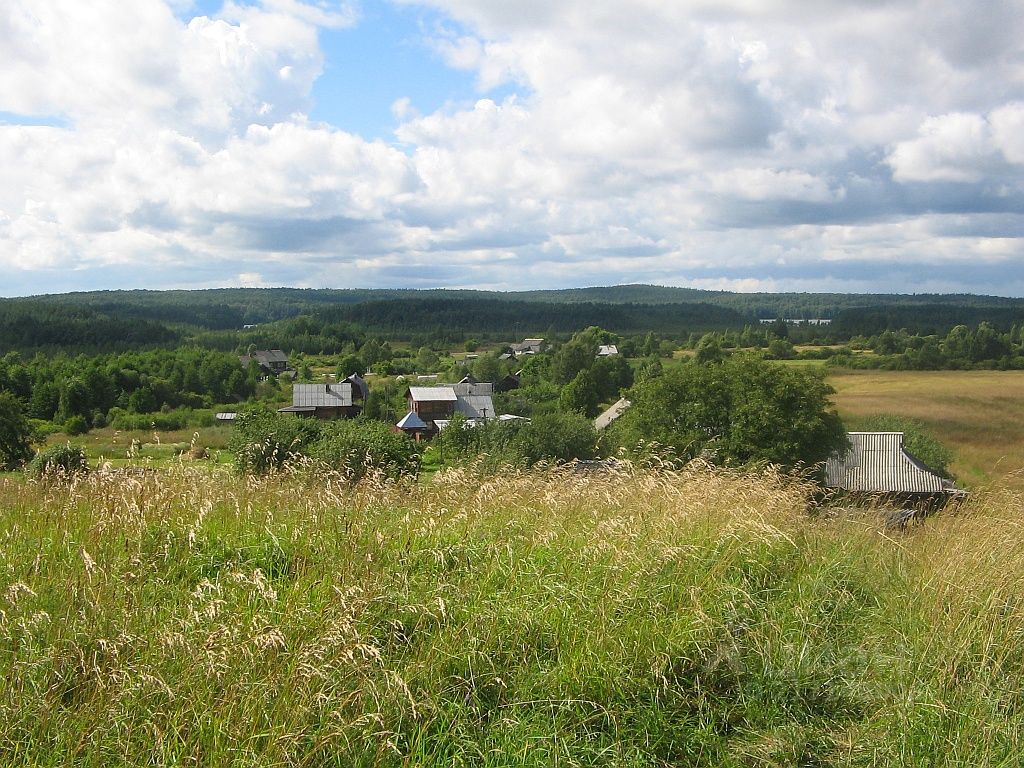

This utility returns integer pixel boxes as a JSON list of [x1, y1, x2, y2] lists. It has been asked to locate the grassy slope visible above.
[[829, 369, 1024, 491], [1, 465, 1023, 766]]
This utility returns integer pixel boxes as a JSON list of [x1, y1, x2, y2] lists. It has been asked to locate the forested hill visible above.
[[3, 286, 1024, 353], [315, 297, 746, 339], [12, 285, 1024, 328]]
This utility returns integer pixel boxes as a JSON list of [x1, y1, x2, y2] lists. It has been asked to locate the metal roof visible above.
[[260, 349, 289, 364], [396, 411, 429, 430], [408, 386, 458, 402], [825, 432, 951, 494], [594, 398, 631, 430], [290, 383, 353, 408], [453, 381, 493, 396], [344, 373, 369, 400], [455, 394, 495, 419]]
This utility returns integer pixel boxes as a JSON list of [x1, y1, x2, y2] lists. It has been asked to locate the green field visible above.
[[1, 465, 1023, 766], [829, 369, 1024, 491]]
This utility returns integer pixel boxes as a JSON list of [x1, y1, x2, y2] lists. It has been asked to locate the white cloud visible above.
[[2, 0, 1024, 295]]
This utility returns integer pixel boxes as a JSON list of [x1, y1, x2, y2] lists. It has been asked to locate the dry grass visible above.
[[829, 369, 1024, 491], [1, 463, 1023, 765]]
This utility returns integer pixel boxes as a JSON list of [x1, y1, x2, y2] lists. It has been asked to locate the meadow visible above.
[[1, 463, 1023, 766], [828, 369, 1024, 491]]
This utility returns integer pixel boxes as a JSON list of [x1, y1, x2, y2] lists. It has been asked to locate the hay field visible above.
[[829, 369, 1024, 491]]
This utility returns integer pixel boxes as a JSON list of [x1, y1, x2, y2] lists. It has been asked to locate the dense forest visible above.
[[4, 285, 1024, 353]]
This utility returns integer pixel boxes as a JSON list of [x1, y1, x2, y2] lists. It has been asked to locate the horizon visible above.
[[4, 282, 1023, 302], [2, 1, 1024, 297]]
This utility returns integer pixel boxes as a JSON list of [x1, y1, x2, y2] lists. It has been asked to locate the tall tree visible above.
[[609, 355, 846, 471]]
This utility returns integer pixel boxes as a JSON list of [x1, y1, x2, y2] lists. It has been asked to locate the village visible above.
[[207, 336, 966, 508]]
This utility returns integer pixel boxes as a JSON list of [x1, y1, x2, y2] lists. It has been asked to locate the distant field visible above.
[[828, 369, 1024, 490]]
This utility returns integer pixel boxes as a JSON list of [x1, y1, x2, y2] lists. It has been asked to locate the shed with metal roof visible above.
[[824, 432, 959, 495]]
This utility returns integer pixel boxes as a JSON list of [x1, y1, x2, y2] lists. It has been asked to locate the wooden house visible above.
[[404, 381, 496, 433], [240, 349, 290, 377], [278, 383, 359, 420]]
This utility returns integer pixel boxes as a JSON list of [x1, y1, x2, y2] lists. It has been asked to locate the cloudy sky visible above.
[[2, 0, 1023, 296]]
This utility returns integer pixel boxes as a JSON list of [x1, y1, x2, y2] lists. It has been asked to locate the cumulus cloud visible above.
[[1, 0, 1024, 295]]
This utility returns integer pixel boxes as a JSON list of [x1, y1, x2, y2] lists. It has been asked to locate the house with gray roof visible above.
[[510, 338, 545, 356], [825, 432, 961, 497], [279, 383, 359, 420], [405, 381, 496, 433], [240, 349, 290, 377]]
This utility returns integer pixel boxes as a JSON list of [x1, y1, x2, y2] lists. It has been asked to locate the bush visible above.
[[228, 408, 321, 475], [109, 407, 212, 432], [513, 411, 597, 464], [27, 443, 88, 479], [309, 420, 420, 481], [63, 414, 90, 436], [440, 411, 596, 470]]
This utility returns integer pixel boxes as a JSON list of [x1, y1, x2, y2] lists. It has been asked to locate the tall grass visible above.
[[0, 463, 1021, 766]]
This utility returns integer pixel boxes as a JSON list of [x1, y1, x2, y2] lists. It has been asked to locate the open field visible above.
[[828, 369, 1024, 491], [43, 426, 235, 468], [1, 465, 1023, 765]]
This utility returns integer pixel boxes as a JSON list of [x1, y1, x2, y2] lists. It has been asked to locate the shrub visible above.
[[513, 411, 597, 464], [63, 414, 90, 436], [228, 408, 321, 475], [309, 420, 420, 481], [27, 443, 88, 479], [439, 411, 596, 470]]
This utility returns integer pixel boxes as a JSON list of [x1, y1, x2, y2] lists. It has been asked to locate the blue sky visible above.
[[1, 0, 1023, 297]]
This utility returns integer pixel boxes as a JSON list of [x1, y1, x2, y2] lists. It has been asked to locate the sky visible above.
[[1, 0, 1023, 297]]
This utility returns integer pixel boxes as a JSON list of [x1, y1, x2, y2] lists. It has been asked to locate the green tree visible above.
[[766, 337, 795, 360], [609, 355, 846, 472], [591, 354, 634, 400], [513, 411, 596, 464], [336, 353, 365, 378], [0, 391, 34, 470], [471, 354, 503, 384], [695, 334, 725, 364], [559, 369, 600, 417]]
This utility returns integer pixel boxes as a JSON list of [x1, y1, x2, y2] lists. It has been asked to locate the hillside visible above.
[[1, 464, 1021, 765], [4, 285, 1024, 354]]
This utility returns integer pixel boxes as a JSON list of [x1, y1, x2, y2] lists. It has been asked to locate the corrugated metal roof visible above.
[[825, 432, 949, 494], [291, 383, 353, 408], [455, 395, 495, 419], [408, 386, 458, 402]]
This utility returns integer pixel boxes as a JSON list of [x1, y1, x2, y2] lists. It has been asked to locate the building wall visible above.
[[410, 398, 455, 422]]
